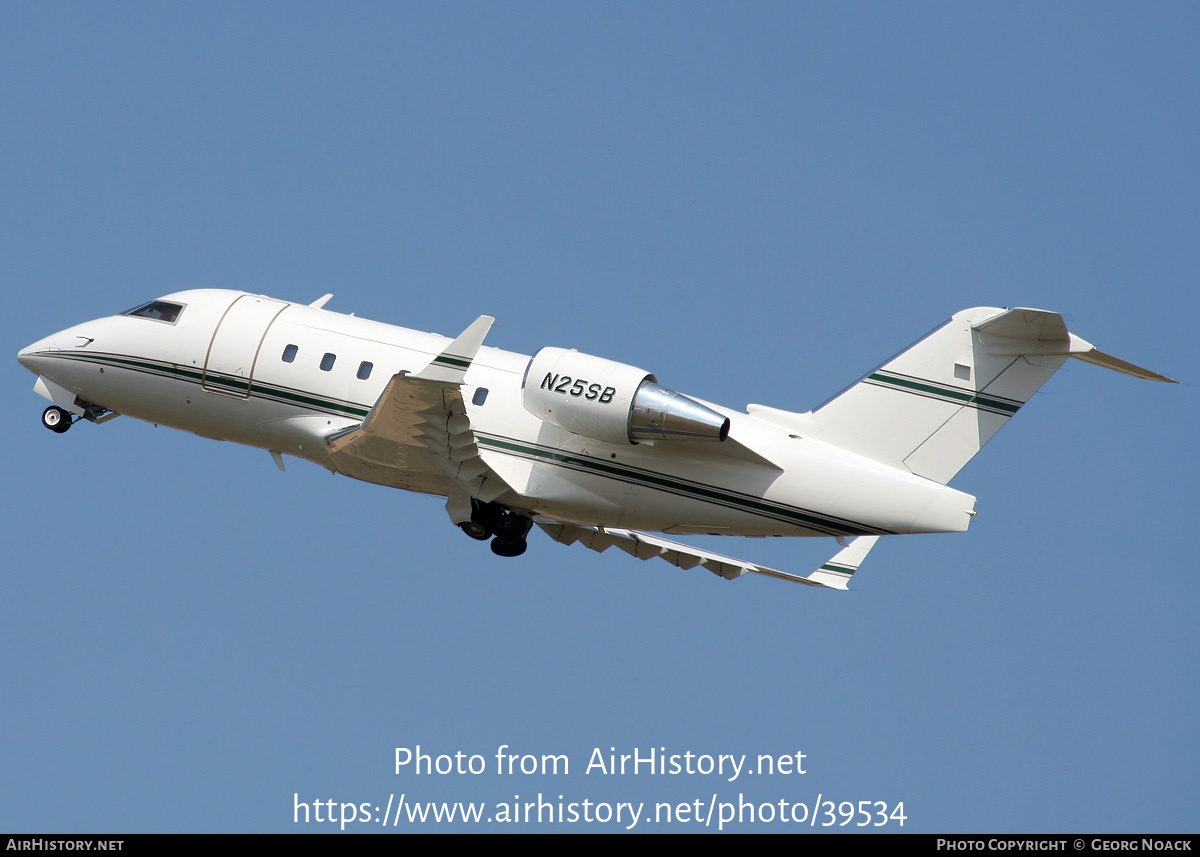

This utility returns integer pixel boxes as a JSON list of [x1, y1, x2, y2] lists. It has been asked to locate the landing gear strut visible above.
[[457, 500, 533, 558], [41, 406, 72, 433]]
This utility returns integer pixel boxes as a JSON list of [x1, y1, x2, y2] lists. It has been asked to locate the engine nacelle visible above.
[[521, 347, 730, 445]]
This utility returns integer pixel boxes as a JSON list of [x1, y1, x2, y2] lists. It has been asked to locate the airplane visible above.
[[17, 290, 1176, 589]]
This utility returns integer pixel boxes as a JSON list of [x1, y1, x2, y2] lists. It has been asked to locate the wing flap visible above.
[[325, 315, 514, 506], [537, 521, 878, 589]]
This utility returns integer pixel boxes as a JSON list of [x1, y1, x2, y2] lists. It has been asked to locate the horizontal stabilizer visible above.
[[537, 520, 876, 589], [1068, 334, 1177, 383]]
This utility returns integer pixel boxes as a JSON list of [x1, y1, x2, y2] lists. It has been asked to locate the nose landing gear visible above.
[[41, 406, 73, 433], [37, 399, 117, 434], [457, 500, 533, 558]]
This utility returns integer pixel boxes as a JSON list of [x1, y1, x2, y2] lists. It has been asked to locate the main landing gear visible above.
[[458, 500, 533, 558]]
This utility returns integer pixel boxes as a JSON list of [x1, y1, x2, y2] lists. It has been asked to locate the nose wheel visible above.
[[41, 406, 73, 433]]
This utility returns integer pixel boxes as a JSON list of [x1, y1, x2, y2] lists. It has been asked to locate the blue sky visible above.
[[2, 3, 1196, 833]]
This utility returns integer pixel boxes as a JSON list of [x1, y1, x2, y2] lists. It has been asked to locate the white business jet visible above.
[[18, 291, 1174, 589]]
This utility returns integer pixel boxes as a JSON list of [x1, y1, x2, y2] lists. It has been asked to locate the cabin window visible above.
[[472, 387, 489, 406], [357, 361, 373, 380], [320, 353, 336, 372], [122, 300, 184, 324], [282, 344, 298, 363]]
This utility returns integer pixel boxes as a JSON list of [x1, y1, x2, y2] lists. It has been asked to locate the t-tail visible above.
[[809, 308, 1176, 484]]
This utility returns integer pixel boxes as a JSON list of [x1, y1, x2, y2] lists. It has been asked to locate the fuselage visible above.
[[19, 289, 976, 539]]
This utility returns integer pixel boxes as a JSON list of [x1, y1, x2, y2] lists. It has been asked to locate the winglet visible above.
[[804, 536, 879, 590], [416, 315, 495, 384]]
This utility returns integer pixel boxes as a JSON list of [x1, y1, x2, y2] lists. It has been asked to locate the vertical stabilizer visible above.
[[813, 308, 1075, 483]]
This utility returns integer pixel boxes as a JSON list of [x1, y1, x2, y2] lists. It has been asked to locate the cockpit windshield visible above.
[[122, 300, 184, 324]]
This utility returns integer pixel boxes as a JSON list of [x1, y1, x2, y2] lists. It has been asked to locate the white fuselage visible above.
[[19, 289, 976, 539]]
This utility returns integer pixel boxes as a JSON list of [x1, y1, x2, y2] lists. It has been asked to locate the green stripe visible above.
[[867, 371, 1021, 415], [476, 434, 890, 537], [43, 351, 370, 418], [37, 350, 891, 537], [432, 355, 471, 369]]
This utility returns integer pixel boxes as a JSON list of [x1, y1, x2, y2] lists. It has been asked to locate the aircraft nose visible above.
[[18, 341, 39, 370], [18, 335, 57, 374]]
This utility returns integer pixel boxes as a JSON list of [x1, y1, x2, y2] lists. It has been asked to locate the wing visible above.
[[325, 315, 514, 510], [537, 520, 879, 590]]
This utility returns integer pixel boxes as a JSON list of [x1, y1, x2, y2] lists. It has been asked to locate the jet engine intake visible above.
[[521, 347, 729, 445]]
